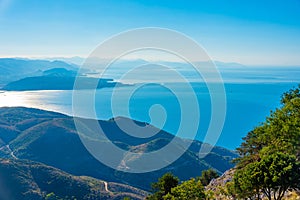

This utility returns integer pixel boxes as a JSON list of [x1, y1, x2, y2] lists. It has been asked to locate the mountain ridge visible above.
[[0, 58, 78, 86], [0, 158, 148, 200], [0, 107, 237, 191]]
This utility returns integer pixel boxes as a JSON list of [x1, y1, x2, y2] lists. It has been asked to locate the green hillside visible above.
[[0, 159, 147, 200], [0, 107, 237, 190]]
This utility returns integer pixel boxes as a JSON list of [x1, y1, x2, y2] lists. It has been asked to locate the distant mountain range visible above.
[[2, 73, 122, 91], [2, 58, 299, 90], [0, 59, 127, 91], [0, 58, 78, 86], [0, 107, 237, 192]]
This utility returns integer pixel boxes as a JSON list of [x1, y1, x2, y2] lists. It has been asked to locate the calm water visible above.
[[0, 82, 298, 149]]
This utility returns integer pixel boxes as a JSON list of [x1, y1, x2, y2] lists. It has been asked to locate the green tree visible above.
[[147, 173, 179, 200], [236, 85, 300, 163], [165, 178, 206, 200], [233, 162, 265, 199], [199, 169, 219, 186], [254, 153, 299, 200], [234, 153, 300, 200], [233, 85, 300, 200]]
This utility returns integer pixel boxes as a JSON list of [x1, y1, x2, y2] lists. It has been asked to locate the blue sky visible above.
[[0, 0, 300, 65]]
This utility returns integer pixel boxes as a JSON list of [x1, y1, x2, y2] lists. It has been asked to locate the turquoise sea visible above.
[[0, 82, 297, 150]]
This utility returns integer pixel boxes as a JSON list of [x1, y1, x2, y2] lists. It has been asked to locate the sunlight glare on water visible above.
[[0, 91, 29, 107], [0, 90, 73, 115]]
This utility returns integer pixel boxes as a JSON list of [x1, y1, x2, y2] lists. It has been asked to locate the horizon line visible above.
[[0, 56, 300, 67]]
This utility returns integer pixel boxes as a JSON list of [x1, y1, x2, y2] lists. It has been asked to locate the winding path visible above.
[[7, 145, 18, 159], [0, 144, 18, 159], [103, 181, 109, 192]]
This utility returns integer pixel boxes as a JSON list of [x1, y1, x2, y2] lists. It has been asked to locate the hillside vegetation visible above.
[[143, 86, 300, 200], [0, 159, 147, 200], [0, 107, 237, 191], [204, 85, 300, 200]]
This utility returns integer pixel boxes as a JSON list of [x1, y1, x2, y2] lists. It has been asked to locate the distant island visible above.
[[0, 58, 77, 86], [2, 68, 127, 91]]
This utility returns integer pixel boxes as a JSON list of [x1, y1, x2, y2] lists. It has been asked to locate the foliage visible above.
[[223, 181, 238, 199], [0, 107, 236, 191], [147, 173, 207, 200], [199, 169, 219, 186], [0, 158, 146, 200], [166, 178, 206, 200], [233, 85, 300, 200], [254, 153, 299, 199], [147, 173, 179, 200]]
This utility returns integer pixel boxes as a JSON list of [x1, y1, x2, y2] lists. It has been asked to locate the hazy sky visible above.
[[1, 0, 300, 65]]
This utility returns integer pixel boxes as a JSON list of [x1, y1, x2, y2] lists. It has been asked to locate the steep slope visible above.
[[0, 107, 237, 190], [0, 159, 147, 200]]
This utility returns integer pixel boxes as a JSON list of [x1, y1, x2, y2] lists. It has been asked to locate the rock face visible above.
[[207, 168, 235, 190], [206, 169, 300, 200], [205, 168, 235, 200]]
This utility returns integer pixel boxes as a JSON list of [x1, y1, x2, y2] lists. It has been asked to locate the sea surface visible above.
[[0, 82, 297, 149]]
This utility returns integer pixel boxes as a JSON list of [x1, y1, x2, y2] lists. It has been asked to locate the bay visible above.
[[0, 82, 297, 149]]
